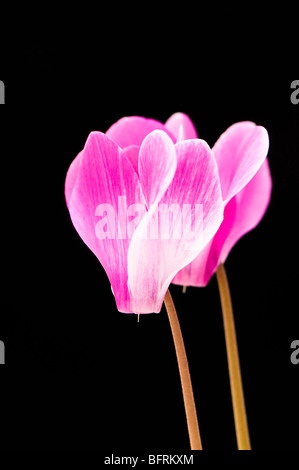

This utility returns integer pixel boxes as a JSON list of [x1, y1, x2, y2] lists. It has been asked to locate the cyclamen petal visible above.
[[165, 112, 198, 141], [128, 139, 224, 312], [213, 121, 269, 202], [138, 130, 177, 207], [173, 119, 272, 288], [218, 158, 272, 264], [123, 145, 140, 176], [172, 200, 237, 287], [172, 241, 212, 287], [65, 131, 147, 312]]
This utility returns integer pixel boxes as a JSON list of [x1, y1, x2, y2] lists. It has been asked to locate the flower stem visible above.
[[164, 289, 202, 450], [216, 263, 251, 450]]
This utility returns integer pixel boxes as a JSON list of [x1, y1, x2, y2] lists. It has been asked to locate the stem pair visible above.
[[165, 263, 250, 450]]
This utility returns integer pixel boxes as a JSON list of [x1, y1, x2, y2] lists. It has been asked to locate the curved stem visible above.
[[216, 264, 251, 450], [164, 289, 202, 450]]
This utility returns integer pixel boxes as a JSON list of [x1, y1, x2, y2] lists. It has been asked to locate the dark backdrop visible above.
[[0, 37, 298, 451]]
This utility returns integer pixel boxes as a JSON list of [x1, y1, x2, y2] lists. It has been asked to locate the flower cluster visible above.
[[65, 113, 271, 313]]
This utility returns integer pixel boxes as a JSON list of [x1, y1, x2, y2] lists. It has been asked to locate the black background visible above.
[[0, 28, 298, 452]]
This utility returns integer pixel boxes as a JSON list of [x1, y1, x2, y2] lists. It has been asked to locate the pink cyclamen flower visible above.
[[65, 115, 224, 313], [172, 115, 272, 287]]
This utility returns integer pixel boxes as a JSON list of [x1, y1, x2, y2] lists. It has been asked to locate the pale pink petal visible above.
[[213, 121, 269, 202], [128, 139, 224, 312], [105, 116, 175, 149], [138, 130, 177, 207], [66, 131, 146, 313], [165, 112, 198, 141], [219, 158, 272, 263]]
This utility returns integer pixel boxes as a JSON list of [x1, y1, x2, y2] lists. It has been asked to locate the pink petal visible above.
[[172, 199, 237, 287], [105, 116, 175, 149], [165, 112, 198, 141], [173, 158, 272, 287], [219, 158, 272, 263], [138, 130, 177, 207], [123, 145, 140, 176], [213, 121, 269, 202], [171, 240, 212, 287], [128, 139, 224, 313], [66, 131, 146, 313]]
